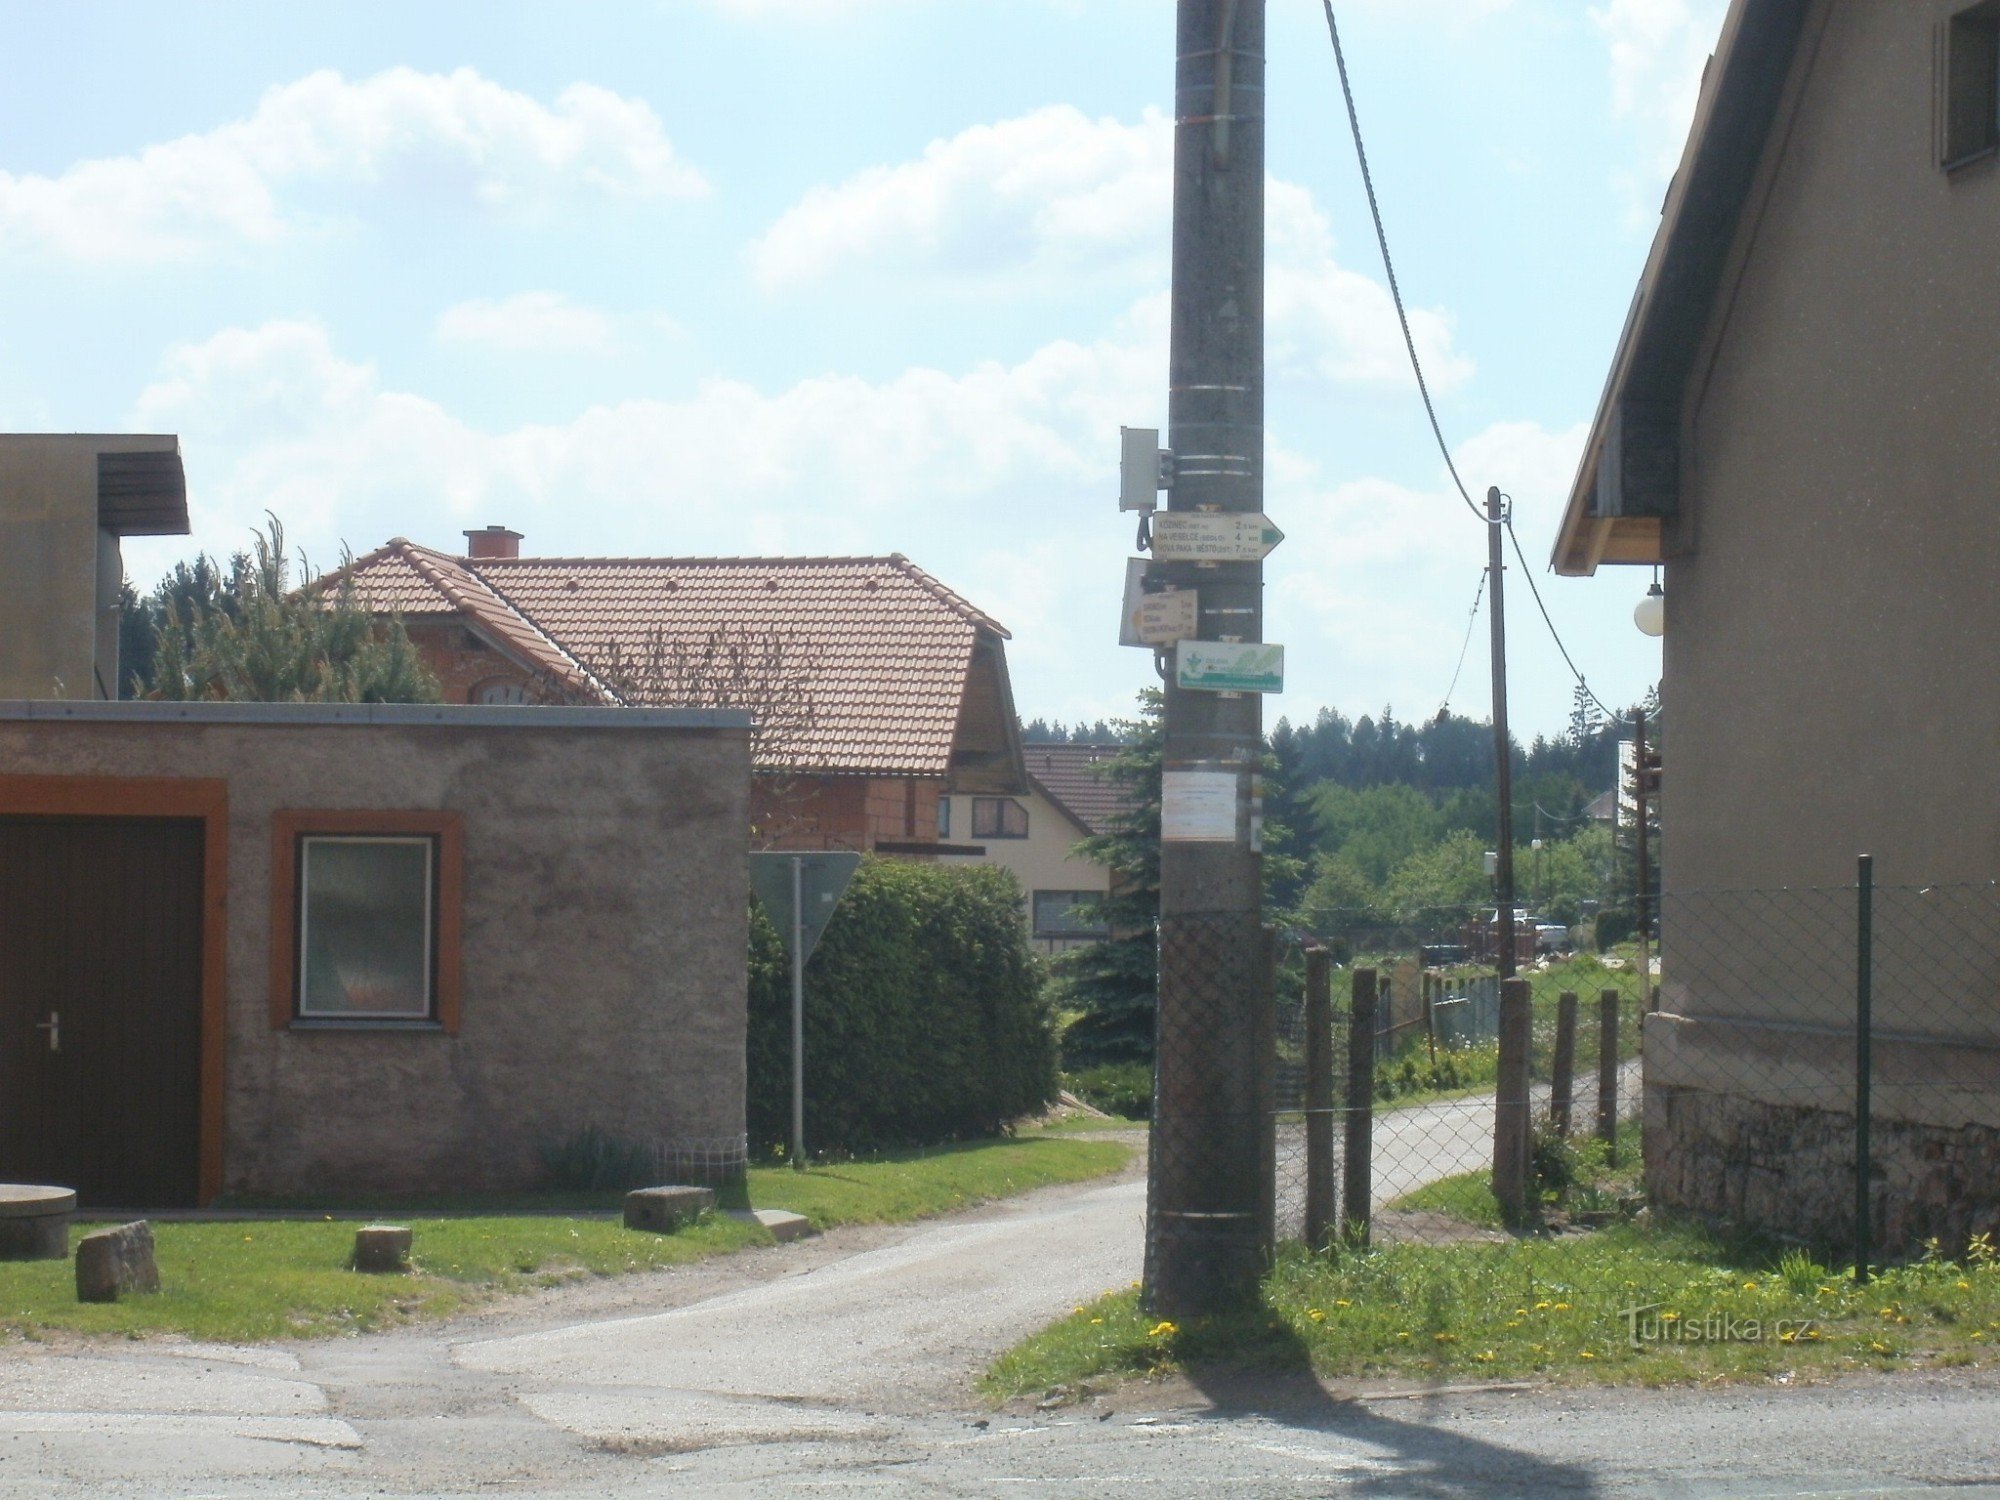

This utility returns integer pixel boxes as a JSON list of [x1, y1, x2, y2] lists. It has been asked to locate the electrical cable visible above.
[[1320, 0, 1642, 726], [1503, 512, 1620, 721], [1319, 0, 1485, 524], [1434, 566, 1487, 722]]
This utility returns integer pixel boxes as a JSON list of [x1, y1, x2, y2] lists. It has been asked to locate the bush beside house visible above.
[[748, 859, 1059, 1156]]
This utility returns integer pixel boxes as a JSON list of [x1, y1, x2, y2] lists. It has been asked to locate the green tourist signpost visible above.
[[749, 851, 862, 1170]]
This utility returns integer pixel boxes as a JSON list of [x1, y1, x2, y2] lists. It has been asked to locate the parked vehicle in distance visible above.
[[1533, 921, 1570, 955]]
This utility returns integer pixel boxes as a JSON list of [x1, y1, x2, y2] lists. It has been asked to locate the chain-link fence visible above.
[[1271, 879, 2000, 1316]]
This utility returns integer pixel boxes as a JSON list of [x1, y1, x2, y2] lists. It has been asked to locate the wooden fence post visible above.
[[1493, 977, 1532, 1226], [1597, 988, 1620, 1161], [1303, 950, 1336, 1251], [1343, 968, 1376, 1248], [1551, 991, 1578, 1139]]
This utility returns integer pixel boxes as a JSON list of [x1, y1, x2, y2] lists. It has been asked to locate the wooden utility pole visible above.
[[1146, 0, 1271, 1318]]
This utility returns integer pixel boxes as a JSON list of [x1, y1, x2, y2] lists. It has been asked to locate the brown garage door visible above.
[[0, 815, 205, 1207]]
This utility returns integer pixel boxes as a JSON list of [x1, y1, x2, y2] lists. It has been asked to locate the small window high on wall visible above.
[[1945, 3, 2000, 169]]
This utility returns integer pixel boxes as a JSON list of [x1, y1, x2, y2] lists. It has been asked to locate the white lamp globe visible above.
[[1634, 582, 1665, 637]]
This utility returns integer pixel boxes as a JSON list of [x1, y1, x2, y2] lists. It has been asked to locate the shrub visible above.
[[747, 859, 1059, 1156], [1066, 1062, 1153, 1119], [539, 1126, 662, 1192], [1594, 909, 1635, 951]]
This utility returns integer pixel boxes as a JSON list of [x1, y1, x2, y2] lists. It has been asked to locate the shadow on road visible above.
[[1179, 1324, 1600, 1497]]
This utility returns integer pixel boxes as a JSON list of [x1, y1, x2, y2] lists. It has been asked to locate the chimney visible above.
[[464, 524, 523, 561]]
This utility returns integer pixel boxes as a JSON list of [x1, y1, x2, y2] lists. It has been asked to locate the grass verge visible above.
[[986, 1230, 2000, 1400], [0, 1137, 1129, 1345]]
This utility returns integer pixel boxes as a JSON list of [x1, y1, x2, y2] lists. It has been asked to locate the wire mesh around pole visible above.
[[1147, 909, 1274, 1316]]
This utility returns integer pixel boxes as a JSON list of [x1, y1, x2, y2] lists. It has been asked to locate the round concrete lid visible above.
[[0, 1185, 77, 1216]]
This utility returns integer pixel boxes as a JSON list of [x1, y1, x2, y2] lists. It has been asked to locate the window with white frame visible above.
[[297, 835, 437, 1020]]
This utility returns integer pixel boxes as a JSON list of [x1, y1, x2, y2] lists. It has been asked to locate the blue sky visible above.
[[0, 0, 1722, 737]]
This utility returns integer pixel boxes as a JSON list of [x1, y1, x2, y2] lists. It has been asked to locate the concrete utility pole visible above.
[[1146, 0, 1271, 1318]]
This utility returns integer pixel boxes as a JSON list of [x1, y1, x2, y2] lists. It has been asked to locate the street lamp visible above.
[[1634, 569, 1665, 637]]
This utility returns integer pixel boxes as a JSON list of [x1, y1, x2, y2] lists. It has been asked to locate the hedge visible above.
[[747, 858, 1059, 1156]]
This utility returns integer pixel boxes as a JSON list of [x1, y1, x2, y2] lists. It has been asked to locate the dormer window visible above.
[[1944, 2, 2000, 170]]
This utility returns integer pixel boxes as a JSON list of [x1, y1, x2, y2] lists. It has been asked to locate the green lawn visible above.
[[987, 1230, 2000, 1399], [0, 1137, 1129, 1344]]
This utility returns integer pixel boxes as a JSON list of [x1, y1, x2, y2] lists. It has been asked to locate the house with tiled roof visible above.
[[940, 742, 1136, 954], [341, 526, 1026, 852]]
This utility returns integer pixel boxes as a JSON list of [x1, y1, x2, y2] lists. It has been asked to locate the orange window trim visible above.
[[0, 773, 230, 1207], [270, 810, 464, 1035]]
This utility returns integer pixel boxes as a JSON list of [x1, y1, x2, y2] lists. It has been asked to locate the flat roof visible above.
[[0, 701, 752, 731]]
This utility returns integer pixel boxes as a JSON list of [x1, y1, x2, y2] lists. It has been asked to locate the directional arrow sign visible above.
[[1150, 512, 1284, 563]]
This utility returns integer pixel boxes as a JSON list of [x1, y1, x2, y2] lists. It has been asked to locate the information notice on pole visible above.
[[1161, 769, 1239, 842]]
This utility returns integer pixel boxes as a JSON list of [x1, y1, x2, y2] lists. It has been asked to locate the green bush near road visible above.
[[747, 859, 1060, 1156]]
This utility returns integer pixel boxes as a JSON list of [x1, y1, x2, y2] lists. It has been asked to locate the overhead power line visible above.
[[1435, 565, 1487, 722], [1318, 0, 1623, 724]]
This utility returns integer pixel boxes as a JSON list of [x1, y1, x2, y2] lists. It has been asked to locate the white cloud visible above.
[[1591, 0, 1728, 213], [754, 106, 1471, 393], [704, 0, 916, 17], [435, 292, 617, 356], [121, 318, 1643, 738], [750, 105, 1172, 292], [0, 68, 707, 263]]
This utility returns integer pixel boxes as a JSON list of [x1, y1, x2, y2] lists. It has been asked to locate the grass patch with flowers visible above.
[[0, 1136, 1129, 1345], [985, 1229, 2000, 1400]]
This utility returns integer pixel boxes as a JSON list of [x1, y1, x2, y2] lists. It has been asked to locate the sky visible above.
[[0, 0, 1724, 738]]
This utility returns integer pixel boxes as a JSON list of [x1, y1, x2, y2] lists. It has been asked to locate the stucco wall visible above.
[[0, 704, 751, 1196], [940, 787, 1108, 953], [0, 436, 167, 701], [1639, 1, 2000, 1238], [1660, 0, 2000, 1045], [1668, 0, 2000, 902]]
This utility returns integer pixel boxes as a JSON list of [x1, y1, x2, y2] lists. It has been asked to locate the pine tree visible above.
[[151, 516, 440, 704], [1049, 690, 1163, 1066]]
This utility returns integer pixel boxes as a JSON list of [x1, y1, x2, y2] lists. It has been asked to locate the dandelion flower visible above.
[[1743, 1281, 1758, 1291], [1553, 1303, 1571, 1312], [1433, 1332, 1457, 1343], [1334, 1299, 1351, 1308], [1148, 1320, 1178, 1339], [1579, 1350, 1597, 1360], [1307, 1309, 1326, 1323]]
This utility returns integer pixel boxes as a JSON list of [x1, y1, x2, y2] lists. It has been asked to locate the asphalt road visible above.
[[4, 1128, 2000, 1496]]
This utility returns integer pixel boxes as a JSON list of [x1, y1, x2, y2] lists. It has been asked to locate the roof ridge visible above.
[[883, 554, 1011, 639], [472, 553, 913, 568], [451, 556, 605, 697]]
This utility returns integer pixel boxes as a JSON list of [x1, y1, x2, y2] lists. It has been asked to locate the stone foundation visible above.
[[1644, 1007, 2000, 1257]]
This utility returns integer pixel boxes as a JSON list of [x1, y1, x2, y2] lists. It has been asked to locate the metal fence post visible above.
[[1855, 853, 1874, 1285], [1304, 949, 1336, 1250], [1551, 990, 1578, 1140], [1597, 988, 1620, 1161], [1343, 967, 1376, 1247], [1493, 976, 1532, 1225]]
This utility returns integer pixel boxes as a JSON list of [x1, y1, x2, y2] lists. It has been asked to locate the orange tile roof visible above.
[[1024, 743, 1137, 836], [341, 541, 1010, 778]]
